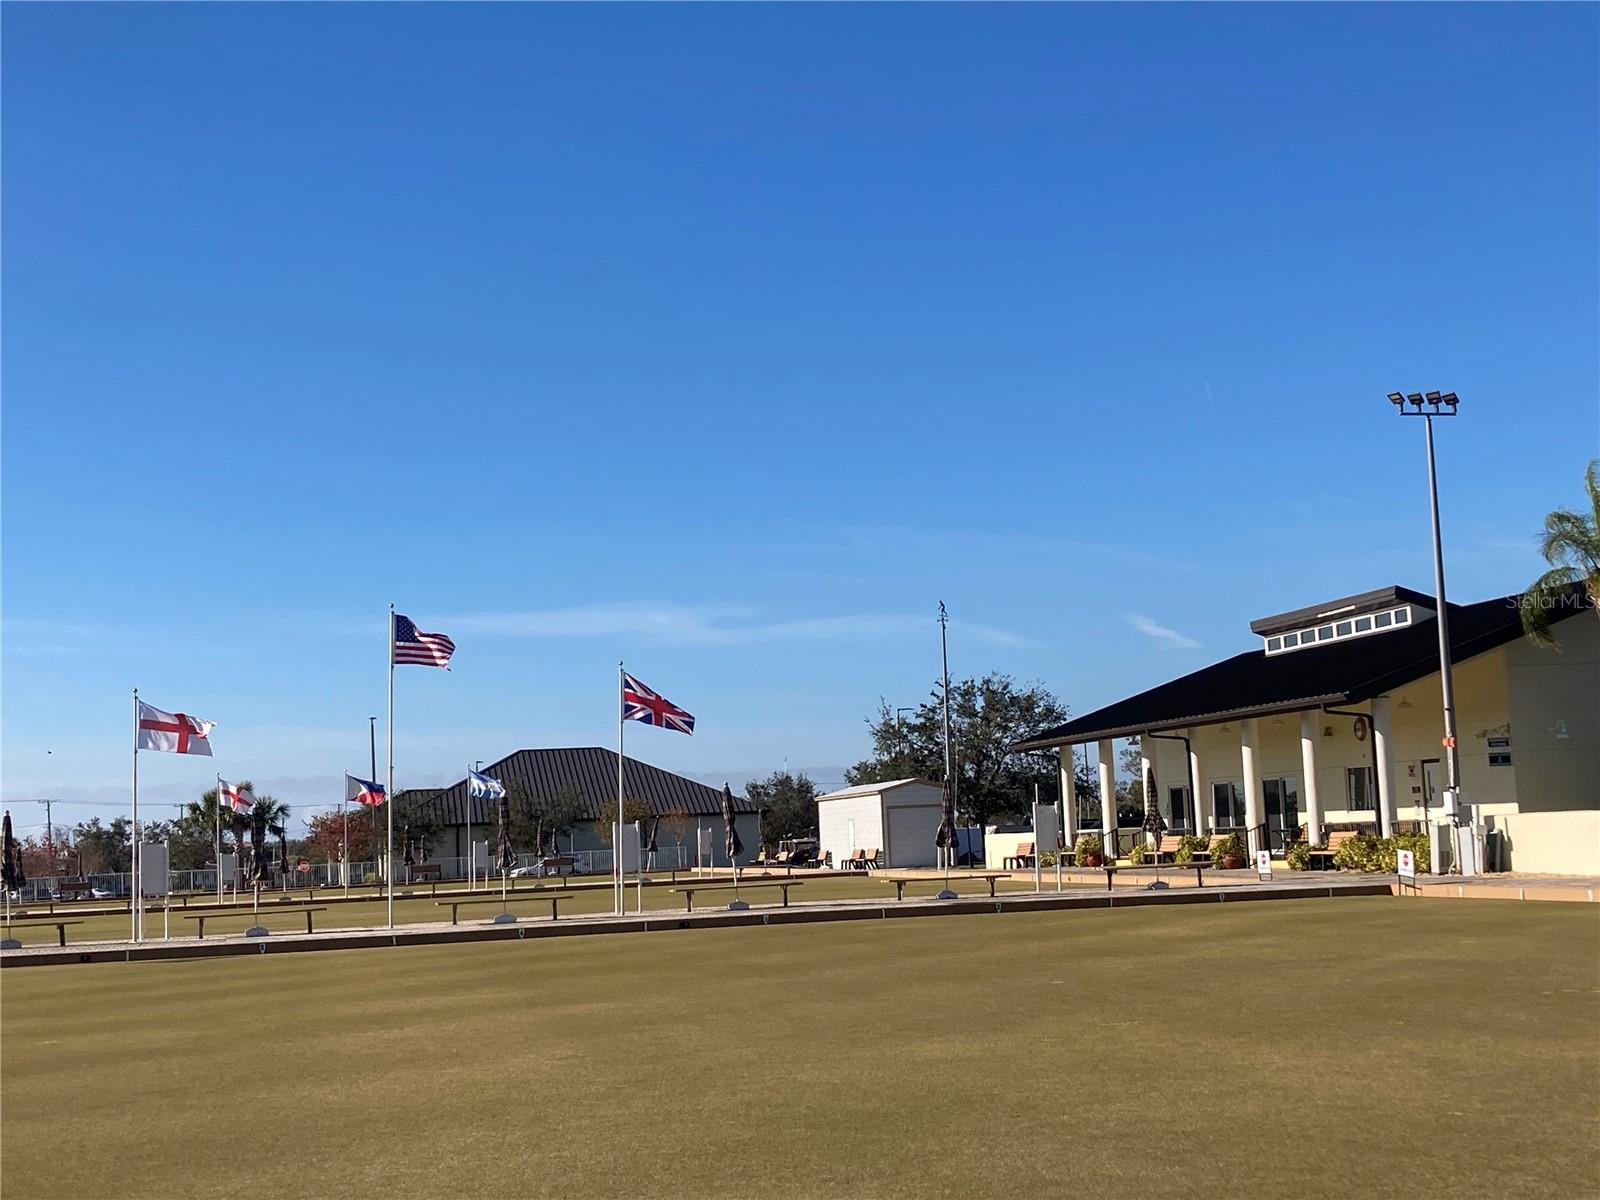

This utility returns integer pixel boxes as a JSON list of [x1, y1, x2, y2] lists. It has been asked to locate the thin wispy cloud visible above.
[[1125, 613, 1201, 650], [436, 603, 1026, 647]]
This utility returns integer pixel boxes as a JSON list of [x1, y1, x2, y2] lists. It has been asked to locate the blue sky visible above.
[[4, 4, 1596, 836]]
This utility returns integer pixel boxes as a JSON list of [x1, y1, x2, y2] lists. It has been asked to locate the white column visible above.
[[1371, 696, 1395, 837], [1189, 733, 1206, 835], [1240, 718, 1265, 856], [1097, 739, 1116, 852], [1058, 747, 1079, 846], [1139, 745, 1155, 845], [1299, 711, 1323, 843]]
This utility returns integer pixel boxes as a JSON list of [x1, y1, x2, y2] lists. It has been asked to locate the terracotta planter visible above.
[[1082, 854, 1104, 868], [1220, 853, 1246, 870]]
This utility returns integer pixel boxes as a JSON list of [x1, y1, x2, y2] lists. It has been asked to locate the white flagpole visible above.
[[131, 688, 140, 943], [387, 605, 396, 931], [466, 762, 473, 891], [215, 774, 223, 904], [616, 661, 624, 916]]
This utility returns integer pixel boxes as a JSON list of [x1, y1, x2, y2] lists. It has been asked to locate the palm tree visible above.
[[1521, 460, 1600, 647]]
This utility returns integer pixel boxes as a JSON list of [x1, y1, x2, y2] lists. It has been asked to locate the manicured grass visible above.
[[0, 873, 1051, 944], [3, 898, 1596, 1199]]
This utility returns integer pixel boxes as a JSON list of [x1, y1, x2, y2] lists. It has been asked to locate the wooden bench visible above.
[[3, 919, 86, 947], [1096, 861, 1209, 890], [810, 851, 831, 870], [1306, 829, 1360, 870], [862, 848, 881, 872], [880, 872, 1009, 901], [436, 893, 574, 924], [670, 880, 805, 912], [409, 864, 443, 882], [539, 855, 577, 876], [183, 907, 327, 938], [1004, 842, 1036, 870], [55, 880, 96, 901]]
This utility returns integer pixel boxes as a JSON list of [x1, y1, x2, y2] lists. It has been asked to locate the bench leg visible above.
[[57, 926, 67, 947], [988, 880, 997, 898], [550, 900, 558, 921], [305, 913, 313, 934]]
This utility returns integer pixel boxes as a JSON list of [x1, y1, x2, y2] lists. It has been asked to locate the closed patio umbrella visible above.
[[934, 778, 959, 898], [2, 811, 25, 936], [494, 793, 516, 914], [722, 784, 745, 908], [1142, 766, 1166, 885]]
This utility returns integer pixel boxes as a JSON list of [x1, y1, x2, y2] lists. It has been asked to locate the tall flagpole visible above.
[[465, 761, 473, 890], [386, 605, 396, 930], [616, 661, 625, 916], [131, 688, 140, 943], [939, 603, 957, 871]]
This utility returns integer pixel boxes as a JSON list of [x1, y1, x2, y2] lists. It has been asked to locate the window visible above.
[[1354, 616, 1373, 632], [1212, 781, 1245, 828], [1262, 603, 1422, 654], [1267, 636, 1282, 652], [1317, 625, 1335, 641], [1282, 632, 1298, 647], [1393, 607, 1411, 625], [1374, 611, 1392, 628], [1335, 620, 1353, 636], [1168, 786, 1191, 830], [1346, 767, 1373, 811]]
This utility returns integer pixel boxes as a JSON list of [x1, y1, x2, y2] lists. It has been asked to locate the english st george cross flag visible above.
[[218, 779, 255, 815], [622, 673, 696, 735], [137, 701, 216, 756], [393, 615, 455, 668], [345, 774, 386, 807]]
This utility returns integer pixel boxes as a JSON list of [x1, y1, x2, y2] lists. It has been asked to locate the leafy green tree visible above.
[[1522, 460, 1600, 647], [1116, 740, 1145, 823], [845, 673, 1071, 829], [745, 771, 818, 850], [71, 817, 132, 874], [591, 797, 650, 848], [394, 793, 443, 860]]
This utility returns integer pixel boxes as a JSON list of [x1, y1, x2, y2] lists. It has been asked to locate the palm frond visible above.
[[1520, 565, 1580, 648], [1540, 509, 1600, 572]]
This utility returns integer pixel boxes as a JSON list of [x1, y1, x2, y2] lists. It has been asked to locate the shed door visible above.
[[885, 805, 942, 868]]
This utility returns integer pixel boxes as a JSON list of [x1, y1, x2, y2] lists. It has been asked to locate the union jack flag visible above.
[[622, 672, 695, 736]]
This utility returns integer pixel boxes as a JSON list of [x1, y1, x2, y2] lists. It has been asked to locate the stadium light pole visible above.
[[1387, 391, 1465, 868]]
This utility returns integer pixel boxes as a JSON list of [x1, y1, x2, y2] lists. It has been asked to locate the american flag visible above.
[[622, 672, 695, 735], [393, 614, 455, 668]]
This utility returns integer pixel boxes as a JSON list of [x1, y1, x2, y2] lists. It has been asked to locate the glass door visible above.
[[1263, 777, 1300, 851]]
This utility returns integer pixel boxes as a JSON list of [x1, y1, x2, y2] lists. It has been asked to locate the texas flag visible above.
[[218, 779, 255, 815], [345, 774, 386, 807], [136, 701, 216, 756]]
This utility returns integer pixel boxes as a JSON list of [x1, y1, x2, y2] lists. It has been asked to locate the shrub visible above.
[[1285, 841, 1312, 871], [1127, 841, 1149, 865], [1175, 833, 1209, 865], [1039, 849, 1058, 868], [1211, 831, 1246, 864], [1333, 833, 1383, 872], [1073, 834, 1104, 866], [1392, 832, 1430, 873]]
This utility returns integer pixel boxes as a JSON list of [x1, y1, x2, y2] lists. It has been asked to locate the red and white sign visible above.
[[1397, 849, 1416, 878], [137, 701, 215, 756], [1255, 850, 1273, 880]]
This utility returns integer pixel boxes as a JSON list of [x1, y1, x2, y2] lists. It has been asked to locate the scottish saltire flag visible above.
[[622, 672, 696, 735], [218, 779, 255, 815], [345, 774, 386, 807], [468, 769, 505, 800], [393, 614, 455, 668], [136, 701, 216, 756]]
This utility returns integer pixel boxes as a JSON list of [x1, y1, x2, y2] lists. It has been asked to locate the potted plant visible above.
[[1073, 833, 1105, 869], [1211, 831, 1247, 870], [1127, 841, 1149, 865]]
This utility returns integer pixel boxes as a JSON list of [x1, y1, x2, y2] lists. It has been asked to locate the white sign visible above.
[[1255, 850, 1272, 881], [1397, 848, 1416, 879]]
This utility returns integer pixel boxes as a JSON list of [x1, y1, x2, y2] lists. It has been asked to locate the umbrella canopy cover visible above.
[[1141, 766, 1166, 837], [402, 821, 416, 867], [934, 778, 958, 852], [646, 817, 659, 855], [721, 784, 743, 862], [1, 811, 25, 891], [494, 795, 517, 875], [250, 810, 272, 882]]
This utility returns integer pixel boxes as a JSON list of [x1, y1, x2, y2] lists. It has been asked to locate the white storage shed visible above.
[[815, 779, 945, 869]]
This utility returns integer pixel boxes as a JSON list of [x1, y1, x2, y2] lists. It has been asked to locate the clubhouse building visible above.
[[396, 747, 760, 871], [1016, 584, 1598, 875]]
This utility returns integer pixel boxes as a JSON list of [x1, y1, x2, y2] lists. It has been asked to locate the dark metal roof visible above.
[[1248, 585, 1436, 636], [397, 748, 757, 826], [1017, 590, 1577, 749]]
